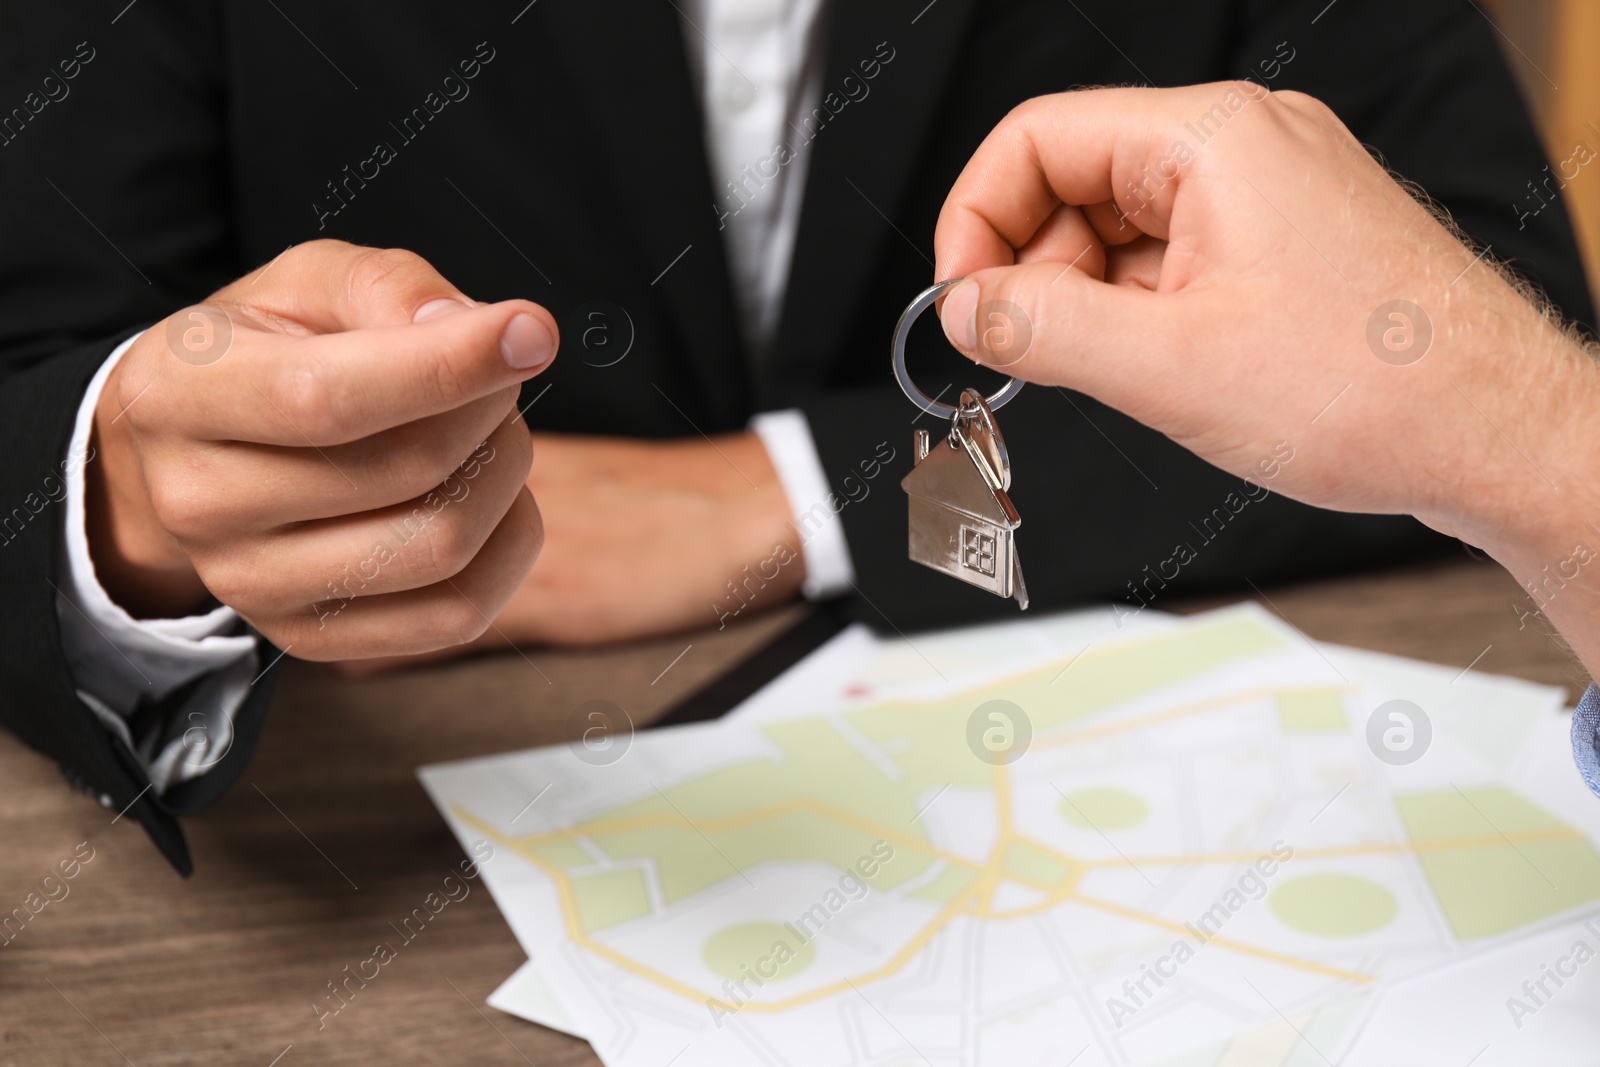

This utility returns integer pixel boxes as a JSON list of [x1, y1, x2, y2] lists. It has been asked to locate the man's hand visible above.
[[509, 432, 802, 645], [932, 83, 1600, 673], [88, 240, 558, 661], [340, 432, 804, 672]]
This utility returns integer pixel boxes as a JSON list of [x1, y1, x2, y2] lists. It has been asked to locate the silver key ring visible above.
[[892, 278, 1026, 420]]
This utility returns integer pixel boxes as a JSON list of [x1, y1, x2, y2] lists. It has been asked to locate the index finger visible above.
[[234, 240, 477, 332], [933, 83, 1265, 282], [161, 299, 558, 447]]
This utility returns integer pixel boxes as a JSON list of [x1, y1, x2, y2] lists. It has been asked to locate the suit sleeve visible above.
[[797, 0, 1594, 634], [0, 1, 277, 873]]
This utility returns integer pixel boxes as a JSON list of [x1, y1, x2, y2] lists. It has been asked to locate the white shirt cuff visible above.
[[55, 333, 259, 791], [749, 409, 855, 599]]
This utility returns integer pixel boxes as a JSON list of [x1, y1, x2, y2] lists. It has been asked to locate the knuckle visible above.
[[511, 490, 544, 567], [1262, 89, 1332, 130], [199, 559, 254, 610], [292, 238, 356, 262], [437, 596, 490, 647], [502, 418, 534, 479], [266, 240, 357, 292], [431, 347, 472, 407], [113, 366, 158, 429], [414, 451, 467, 501], [346, 246, 428, 304], [1008, 94, 1049, 129], [271, 611, 338, 661], [253, 621, 297, 657], [417, 509, 476, 584], [146, 476, 213, 541], [269, 364, 341, 442], [383, 429, 462, 499], [1269, 88, 1317, 111], [113, 334, 175, 425]]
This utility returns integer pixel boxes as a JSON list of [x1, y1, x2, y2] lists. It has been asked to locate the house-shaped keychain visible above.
[[900, 388, 1029, 608]]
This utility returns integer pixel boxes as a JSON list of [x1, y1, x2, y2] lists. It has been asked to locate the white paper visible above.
[[419, 604, 1594, 1066]]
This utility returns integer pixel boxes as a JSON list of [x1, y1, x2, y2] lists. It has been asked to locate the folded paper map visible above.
[[420, 605, 1600, 1066]]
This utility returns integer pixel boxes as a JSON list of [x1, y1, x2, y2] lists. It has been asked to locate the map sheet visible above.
[[419, 605, 1600, 1066]]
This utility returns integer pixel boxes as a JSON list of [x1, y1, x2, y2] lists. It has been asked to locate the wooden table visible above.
[[1, 557, 1587, 1066]]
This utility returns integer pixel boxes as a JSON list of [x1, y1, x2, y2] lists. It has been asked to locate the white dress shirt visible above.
[[57, 335, 259, 791], [56, 0, 855, 791]]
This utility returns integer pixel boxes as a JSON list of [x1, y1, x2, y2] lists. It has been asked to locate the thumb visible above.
[[937, 262, 1175, 399]]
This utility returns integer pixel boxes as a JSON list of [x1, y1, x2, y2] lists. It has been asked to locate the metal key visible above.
[[891, 280, 1029, 609]]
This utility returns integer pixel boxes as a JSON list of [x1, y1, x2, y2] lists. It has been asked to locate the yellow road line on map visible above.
[[795, 798, 985, 873], [505, 795, 984, 873], [512, 797, 810, 841], [1032, 684, 1351, 751], [471, 789, 1370, 993], [444, 664, 1511, 1012], [968, 764, 1016, 914], [455, 809, 740, 1004], [1007, 831, 1085, 877], [1094, 828, 1586, 869], [712, 878, 987, 1013], [1064, 893, 1373, 984], [460, 801, 991, 1013], [971, 830, 1085, 915], [833, 616, 1296, 719]]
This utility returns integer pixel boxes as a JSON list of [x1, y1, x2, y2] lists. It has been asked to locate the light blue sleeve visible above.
[[1575, 685, 1600, 797]]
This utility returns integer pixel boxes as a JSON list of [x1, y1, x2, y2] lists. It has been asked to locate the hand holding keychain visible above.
[[892, 279, 1028, 609]]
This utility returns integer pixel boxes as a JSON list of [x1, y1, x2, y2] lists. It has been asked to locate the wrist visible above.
[[1431, 317, 1600, 674], [693, 431, 809, 602], [724, 434, 809, 594], [88, 359, 211, 618], [1446, 330, 1600, 562]]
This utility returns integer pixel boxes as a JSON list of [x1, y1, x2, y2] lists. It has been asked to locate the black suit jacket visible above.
[[0, 0, 1591, 872]]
